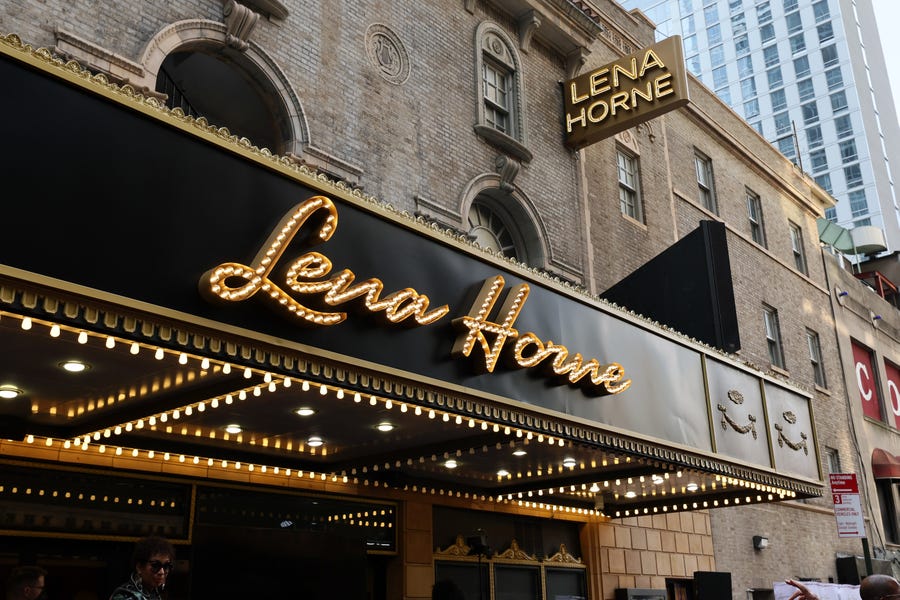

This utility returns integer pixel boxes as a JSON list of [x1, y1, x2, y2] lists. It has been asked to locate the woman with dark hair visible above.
[[109, 536, 176, 600]]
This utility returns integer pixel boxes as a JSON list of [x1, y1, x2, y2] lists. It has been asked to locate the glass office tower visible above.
[[618, 0, 900, 253]]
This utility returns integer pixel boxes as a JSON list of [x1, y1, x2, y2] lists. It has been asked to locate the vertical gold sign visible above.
[[563, 36, 690, 150]]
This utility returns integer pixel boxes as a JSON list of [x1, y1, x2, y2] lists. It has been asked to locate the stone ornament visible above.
[[365, 24, 410, 85]]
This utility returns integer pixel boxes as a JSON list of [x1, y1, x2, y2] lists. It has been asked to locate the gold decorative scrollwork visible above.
[[495, 539, 537, 562], [545, 543, 582, 564], [435, 534, 471, 556], [774, 411, 808, 455], [716, 389, 757, 439]]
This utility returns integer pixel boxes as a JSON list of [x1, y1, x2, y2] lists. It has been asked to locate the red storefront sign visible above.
[[884, 361, 900, 429], [852, 341, 883, 421]]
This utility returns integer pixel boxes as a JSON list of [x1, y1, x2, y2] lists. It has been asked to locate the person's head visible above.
[[860, 574, 900, 600], [432, 579, 465, 600], [131, 535, 176, 591], [6, 565, 47, 600]]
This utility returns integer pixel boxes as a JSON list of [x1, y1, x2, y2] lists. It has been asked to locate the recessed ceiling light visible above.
[[224, 424, 242, 434], [562, 457, 577, 468], [624, 491, 637, 499], [376, 422, 394, 432], [444, 459, 458, 469], [307, 436, 324, 447], [0, 385, 22, 399], [652, 474, 665, 485], [512, 449, 527, 456], [497, 469, 510, 477], [686, 482, 699, 492], [295, 407, 315, 417], [60, 360, 90, 373]]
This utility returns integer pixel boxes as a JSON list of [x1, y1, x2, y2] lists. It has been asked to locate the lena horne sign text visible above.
[[563, 36, 689, 150], [201, 195, 630, 395]]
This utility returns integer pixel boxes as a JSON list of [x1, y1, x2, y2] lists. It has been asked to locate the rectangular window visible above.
[[737, 56, 754, 78], [683, 34, 698, 54], [786, 11, 803, 33], [840, 140, 858, 162], [798, 78, 815, 102], [802, 101, 819, 125], [707, 23, 722, 45], [747, 190, 766, 246], [741, 77, 757, 100], [826, 67, 843, 90], [687, 54, 701, 76], [774, 111, 791, 134], [482, 61, 510, 134], [760, 23, 776, 44], [710, 44, 725, 67], [806, 125, 823, 148], [763, 45, 780, 68], [735, 34, 750, 55], [822, 44, 839, 67], [835, 114, 853, 138], [816, 174, 833, 194], [729, 0, 744, 14], [849, 189, 868, 216], [783, 0, 798, 11], [757, 1, 772, 23], [744, 98, 760, 119], [794, 55, 810, 77], [617, 149, 642, 222], [777, 136, 796, 159], [682, 14, 697, 34], [731, 13, 747, 35], [695, 151, 717, 213], [704, 3, 719, 24], [767, 67, 783, 89], [716, 87, 732, 104], [845, 164, 863, 188], [810, 148, 828, 173], [807, 329, 826, 387], [764, 305, 786, 369], [713, 65, 729, 89], [790, 222, 808, 274], [790, 33, 806, 54], [824, 447, 841, 474], [769, 90, 787, 110], [813, 0, 830, 22], [818, 22, 834, 42], [831, 90, 848, 113]]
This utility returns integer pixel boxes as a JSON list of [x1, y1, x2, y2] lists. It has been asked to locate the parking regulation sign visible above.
[[829, 473, 866, 538]]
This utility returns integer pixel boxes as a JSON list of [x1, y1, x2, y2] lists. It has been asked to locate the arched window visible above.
[[156, 48, 290, 155], [473, 22, 531, 163], [466, 188, 544, 267]]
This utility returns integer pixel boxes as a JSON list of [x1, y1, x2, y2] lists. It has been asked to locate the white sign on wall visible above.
[[829, 473, 866, 538]]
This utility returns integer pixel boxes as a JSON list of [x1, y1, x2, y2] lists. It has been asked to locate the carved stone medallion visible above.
[[365, 24, 410, 85]]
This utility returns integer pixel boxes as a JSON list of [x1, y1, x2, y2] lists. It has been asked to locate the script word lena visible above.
[[452, 276, 631, 394], [200, 195, 450, 327]]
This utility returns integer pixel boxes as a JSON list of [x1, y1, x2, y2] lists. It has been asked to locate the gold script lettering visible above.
[[200, 195, 450, 327], [452, 276, 631, 394]]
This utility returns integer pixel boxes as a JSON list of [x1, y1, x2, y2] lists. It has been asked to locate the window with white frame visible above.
[[790, 221, 808, 274], [695, 151, 717, 213], [747, 189, 765, 246], [617, 148, 643, 222], [764, 305, 786, 369], [806, 328, 826, 387], [474, 22, 529, 162]]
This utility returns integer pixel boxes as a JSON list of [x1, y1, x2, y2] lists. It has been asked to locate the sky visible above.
[[873, 0, 900, 119]]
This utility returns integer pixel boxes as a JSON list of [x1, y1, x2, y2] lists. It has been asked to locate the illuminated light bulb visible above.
[[222, 363, 231, 374], [455, 415, 462, 425], [50, 324, 60, 337], [201, 358, 210, 370], [225, 395, 233, 405], [497, 469, 510, 477], [130, 342, 140, 355], [481, 421, 488, 430], [154, 348, 164, 360], [376, 422, 394, 432], [442, 413, 450, 422], [0, 386, 22, 399], [263, 373, 272, 383], [238, 390, 247, 400], [563, 457, 577, 468], [77, 331, 88, 344], [197, 403, 206, 412], [513, 449, 527, 456], [307, 436, 324, 448], [253, 386, 261, 397], [336, 389, 344, 399], [295, 407, 315, 417], [414, 406, 422, 416], [283, 377, 292, 388], [320, 385, 328, 396], [21, 317, 32, 330], [243, 367, 252, 379], [385, 399, 392, 409], [428, 410, 436, 419], [178, 353, 188, 365], [624, 491, 637, 498], [106, 336, 116, 349], [686, 483, 699, 492]]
